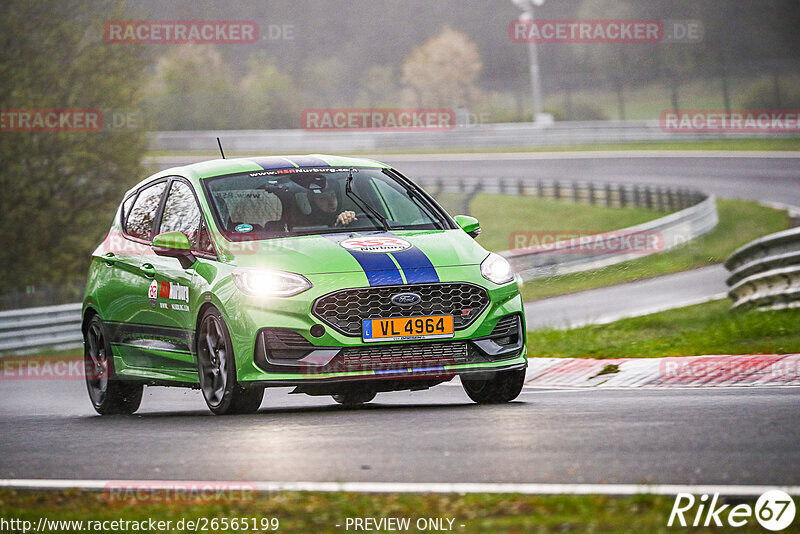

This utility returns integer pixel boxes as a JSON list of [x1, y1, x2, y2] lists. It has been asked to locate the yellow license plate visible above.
[[362, 315, 454, 342]]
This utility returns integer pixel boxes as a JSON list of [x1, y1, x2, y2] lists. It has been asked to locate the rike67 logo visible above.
[[668, 490, 796, 530]]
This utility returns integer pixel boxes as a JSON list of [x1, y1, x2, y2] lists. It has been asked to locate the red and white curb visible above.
[[525, 354, 800, 388]]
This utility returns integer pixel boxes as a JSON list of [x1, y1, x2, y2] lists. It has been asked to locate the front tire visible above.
[[84, 315, 143, 415], [197, 308, 263, 415], [462, 369, 526, 404]]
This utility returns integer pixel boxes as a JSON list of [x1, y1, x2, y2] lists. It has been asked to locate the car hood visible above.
[[222, 229, 489, 276]]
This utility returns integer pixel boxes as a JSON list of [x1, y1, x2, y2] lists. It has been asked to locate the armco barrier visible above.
[[148, 120, 797, 153], [0, 303, 83, 353], [725, 226, 800, 310], [414, 176, 717, 282]]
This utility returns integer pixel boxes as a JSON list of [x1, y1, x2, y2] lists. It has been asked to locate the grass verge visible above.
[[520, 199, 790, 301], [0, 489, 769, 533], [527, 299, 800, 359], [470, 194, 661, 253]]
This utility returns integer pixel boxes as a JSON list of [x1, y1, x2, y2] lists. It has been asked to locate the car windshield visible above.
[[202, 167, 450, 240]]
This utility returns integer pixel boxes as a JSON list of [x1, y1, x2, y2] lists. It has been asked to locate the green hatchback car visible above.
[[82, 155, 527, 415]]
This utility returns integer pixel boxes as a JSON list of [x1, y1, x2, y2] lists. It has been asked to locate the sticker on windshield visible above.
[[340, 237, 412, 253], [248, 167, 357, 177], [235, 224, 253, 233]]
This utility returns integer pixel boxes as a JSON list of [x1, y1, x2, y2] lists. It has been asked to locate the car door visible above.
[[142, 178, 211, 371], [105, 178, 181, 373]]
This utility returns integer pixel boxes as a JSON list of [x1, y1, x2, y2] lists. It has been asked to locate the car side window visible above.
[[125, 182, 167, 241], [160, 180, 214, 254], [120, 194, 135, 226]]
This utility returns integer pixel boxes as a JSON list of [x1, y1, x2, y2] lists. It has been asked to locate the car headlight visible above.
[[480, 253, 514, 285], [232, 268, 312, 297]]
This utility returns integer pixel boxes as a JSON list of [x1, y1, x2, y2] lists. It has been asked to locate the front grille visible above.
[[340, 341, 470, 372], [312, 283, 490, 336]]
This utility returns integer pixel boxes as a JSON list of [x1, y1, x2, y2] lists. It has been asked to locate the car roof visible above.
[[187, 154, 390, 179], [126, 154, 392, 198]]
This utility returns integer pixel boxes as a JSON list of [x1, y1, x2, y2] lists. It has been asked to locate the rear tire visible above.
[[84, 315, 143, 415], [332, 391, 376, 406], [197, 308, 263, 415], [462, 369, 525, 404]]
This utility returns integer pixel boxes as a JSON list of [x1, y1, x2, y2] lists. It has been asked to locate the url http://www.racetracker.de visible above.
[[0, 516, 280, 533]]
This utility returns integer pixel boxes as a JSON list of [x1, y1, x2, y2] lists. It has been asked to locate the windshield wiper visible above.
[[345, 169, 390, 231]]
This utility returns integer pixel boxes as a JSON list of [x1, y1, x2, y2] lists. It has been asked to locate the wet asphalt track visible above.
[[1, 379, 798, 485], [381, 152, 800, 207], [2, 154, 799, 486]]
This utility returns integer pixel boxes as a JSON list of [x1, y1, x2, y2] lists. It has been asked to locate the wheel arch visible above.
[[82, 307, 99, 337], [193, 301, 219, 353]]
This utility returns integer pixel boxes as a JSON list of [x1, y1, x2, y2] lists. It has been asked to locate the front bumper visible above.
[[253, 314, 526, 382], [223, 267, 527, 384]]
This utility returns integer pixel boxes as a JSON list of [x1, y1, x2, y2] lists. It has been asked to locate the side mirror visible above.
[[454, 215, 481, 239], [152, 232, 196, 269]]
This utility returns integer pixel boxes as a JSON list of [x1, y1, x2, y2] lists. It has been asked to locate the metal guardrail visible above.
[[148, 120, 797, 153], [0, 303, 83, 353], [725, 227, 800, 310], [415, 176, 718, 282], [0, 178, 717, 353]]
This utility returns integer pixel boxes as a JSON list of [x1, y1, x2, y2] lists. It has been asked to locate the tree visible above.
[[239, 52, 299, 129], [356, 65, 400, 108], [297, 57, 353, 108], [145, 45, 239, 130], [0, 0, 150, 294], [401, 26, 482, 109], [573, 0, 656, 119]]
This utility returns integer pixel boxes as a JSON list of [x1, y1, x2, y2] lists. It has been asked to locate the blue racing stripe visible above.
[[390, 246, 440, 283], [324, 234, 404, 287], [347, 250, 404, 286], [380, 231, 439, 283], [248, 156, 296, 170]]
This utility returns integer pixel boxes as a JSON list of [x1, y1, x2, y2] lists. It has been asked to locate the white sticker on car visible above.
[[340, 237, 412, 253]]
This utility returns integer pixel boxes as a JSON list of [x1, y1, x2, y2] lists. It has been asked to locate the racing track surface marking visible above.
[[1, 479, 799, 497]]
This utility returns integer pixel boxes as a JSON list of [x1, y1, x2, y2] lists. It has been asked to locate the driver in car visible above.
[[309, 187, 358, 227]]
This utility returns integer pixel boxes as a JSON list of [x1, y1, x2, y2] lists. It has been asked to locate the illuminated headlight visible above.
[[232, 268, 312, 297], [480, 253, 514, 285]]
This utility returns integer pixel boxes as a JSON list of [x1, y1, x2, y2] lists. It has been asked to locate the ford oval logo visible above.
[[391, 292, 421, 306]]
